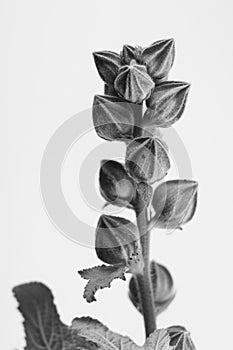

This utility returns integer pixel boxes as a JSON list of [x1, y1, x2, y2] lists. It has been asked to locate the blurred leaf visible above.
[[13, 283, 95, 350]]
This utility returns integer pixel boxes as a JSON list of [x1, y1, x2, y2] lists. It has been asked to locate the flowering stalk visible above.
[[13, 38, 199, 350]]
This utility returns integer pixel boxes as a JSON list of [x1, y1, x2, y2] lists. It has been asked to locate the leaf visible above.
[[167, 326, 196, 349], [72, 317, 138, 350], [141, 39, 175, 81], [150, 180, 198, 230], [126, 137, 170, 184], [92, 94, 135, 141], [129, 261, 175, 316], [144, 82, 190, 128], [13, 282, 94, 350], [93, 51, 122, 85], [71, 317, 173, 350], [121, 45, 136, 64], [78, 264, 127, 303], [143, 329, 174, 350]]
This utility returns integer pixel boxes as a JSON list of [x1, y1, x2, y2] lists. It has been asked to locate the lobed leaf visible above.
[[72, 317, 174, 350], [78, 264, 127, 303], [144, 81, 190, 128], [13, 282, 95, 350]]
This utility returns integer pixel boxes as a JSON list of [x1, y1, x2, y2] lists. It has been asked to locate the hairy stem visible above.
[[135, 202, 156, 337]]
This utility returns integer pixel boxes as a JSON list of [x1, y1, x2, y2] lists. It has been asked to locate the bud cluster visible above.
[[79, 38, 198, 347]]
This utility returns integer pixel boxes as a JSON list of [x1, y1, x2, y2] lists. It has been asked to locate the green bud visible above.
[[93, 51, 121, 85], [114, 62, 154, 104], [129, 261, 175, 316], [95, 215, 143, 273], [144, 81, 190, 128], [125, 137, 170, 184], [99, 160, 136, 207], [150, 180, 198, 230], [92, 95, 135, 141], [141, 38, 175, 80]]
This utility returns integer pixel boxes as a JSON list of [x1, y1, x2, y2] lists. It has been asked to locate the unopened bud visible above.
[[114, 62, 154, 104], [95, 215, 143, 273], [99, 160, 136, 207]]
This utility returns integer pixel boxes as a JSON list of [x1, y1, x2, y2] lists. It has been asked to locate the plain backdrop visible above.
[[1, 1, 233, 349]]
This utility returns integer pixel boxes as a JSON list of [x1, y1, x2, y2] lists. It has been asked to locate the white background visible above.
[[1, 1, 233, 349]]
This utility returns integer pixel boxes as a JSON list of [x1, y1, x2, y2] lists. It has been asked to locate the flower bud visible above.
[[167, 326, 196, 350], [99, 160, 136, 207], [141, 38, 175, 80], [125, 137, 170, 184], [144, 81, 190, 128], [150, 180, 198, 230], [114, 62, 154, 104], [93, 51, 122, 85], [129, 261, 175, 316], [95, 215, 143, 273], [92, 95, 135, 141]]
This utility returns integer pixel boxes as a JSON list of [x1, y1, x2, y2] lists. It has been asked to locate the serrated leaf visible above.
[[71, 317, 173, 350], [93, 51, 122, 85], [167, 326, 196, 350], [78, 264, 127, 303], [13, 282, 93, 350], [141, 39, 175, 81], [150, 180, 198, 230], [126, 137, 170, 184], [92, 95, 135, 141], [144, 82, 190, 128]]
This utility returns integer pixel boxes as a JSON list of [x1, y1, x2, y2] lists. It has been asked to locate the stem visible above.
[[135, 201, 156, 337]]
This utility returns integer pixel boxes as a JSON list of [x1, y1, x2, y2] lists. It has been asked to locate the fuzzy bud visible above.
[[141, 38, 175, 80], [144, 81, 190, 128], [95, 215, 143, 273], [150, 180, 198, 230], [114, 62, 154, 104], [99, 160, 136, 207], [126, 137, 170, 184]]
